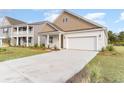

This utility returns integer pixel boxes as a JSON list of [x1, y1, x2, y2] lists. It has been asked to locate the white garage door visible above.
[[67, 36, 97, 50]]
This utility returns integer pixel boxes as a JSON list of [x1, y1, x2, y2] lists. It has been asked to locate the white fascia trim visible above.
[[63, 28, 104, 34], [41, 31, 63, 35], [46, 22, 60, 31], [13, 24, 28, 27]]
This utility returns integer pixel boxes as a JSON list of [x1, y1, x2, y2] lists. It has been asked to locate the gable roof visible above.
[[2, 16, 26, 26], [37, 21, 64, 33], [5, 16, 27, 25], [29, 21, 62, 31], [46, 22, 62, 31], [54, 10, 106, 29]]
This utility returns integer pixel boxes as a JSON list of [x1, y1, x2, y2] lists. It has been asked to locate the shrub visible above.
[[101, 47, 106, 52], [0, 48, 7, 52], [106, 45, 114, 51], [90, 65, 103, 83], [40, 44, 45, 48], [31, 44, 46, 49], [34, 44, 38, 48]]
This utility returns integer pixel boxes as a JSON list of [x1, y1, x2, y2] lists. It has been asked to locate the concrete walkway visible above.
[[0, 50, 97, 83]]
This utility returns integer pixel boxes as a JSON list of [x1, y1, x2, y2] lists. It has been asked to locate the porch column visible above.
[[38, 35, 41, 46], [58, 33, 61, 49], [10, 27, 13, 46], [16, 26, 19, 46], [27, 25, 29, 34], [17, 26, 19, 35], [26, 25, 29, 47], [46, 34, 49, 48]]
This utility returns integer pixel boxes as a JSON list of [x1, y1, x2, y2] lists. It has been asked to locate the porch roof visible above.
[[38, 21, 63, 34], [38, 31, 61, 35]]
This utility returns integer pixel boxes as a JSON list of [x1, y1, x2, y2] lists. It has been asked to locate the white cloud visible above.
[[118, 27, 124, 32], [84, 13, 106, 25], [43, 10, 60, 22], [115, 12, 124, 23]]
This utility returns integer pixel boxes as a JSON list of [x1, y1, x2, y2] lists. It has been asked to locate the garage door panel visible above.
[[67, 36, 96, 50]]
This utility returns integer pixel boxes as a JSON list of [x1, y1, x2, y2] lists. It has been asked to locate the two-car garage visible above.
[[63, 29, 107, 51], [67, 36, 97, 51]]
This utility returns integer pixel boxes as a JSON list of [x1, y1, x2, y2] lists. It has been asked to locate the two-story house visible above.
[[0, 16, 43, 47], [0, 16, 26, 47]]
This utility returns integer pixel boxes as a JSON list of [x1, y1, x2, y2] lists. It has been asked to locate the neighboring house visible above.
[[0, 10, 108, 51], [0, 16, 27, 47], [0, 16, 45, 47]]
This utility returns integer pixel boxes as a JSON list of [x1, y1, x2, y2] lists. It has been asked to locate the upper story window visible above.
[[3, 28, 9, 33], [14, 27, 17, 31], [63, 17, 68, 23], [29, 26, 33, 31], [19, 27, 26, 31]]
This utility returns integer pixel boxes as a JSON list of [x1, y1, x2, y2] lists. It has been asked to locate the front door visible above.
[[61, 34, 63, 48]]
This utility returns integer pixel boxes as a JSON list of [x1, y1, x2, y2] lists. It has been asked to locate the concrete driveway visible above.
[[0, 50, 97, 83]]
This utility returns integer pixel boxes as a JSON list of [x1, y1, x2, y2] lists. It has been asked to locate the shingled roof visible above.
[[4, 16, 26, 25], [0, 16, 27, 28]]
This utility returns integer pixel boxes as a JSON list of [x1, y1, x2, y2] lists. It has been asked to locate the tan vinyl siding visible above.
[[54, 12, 98, 32], [33, 23, 57, 45], [38, 23, 56, 32]]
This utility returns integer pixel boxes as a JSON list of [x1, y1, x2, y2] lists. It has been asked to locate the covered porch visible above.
[[38, 32, 63, 49], [11, 36, 34, 47]]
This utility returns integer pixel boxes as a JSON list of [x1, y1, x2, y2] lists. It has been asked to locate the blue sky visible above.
[[0, 9, 124, 33]]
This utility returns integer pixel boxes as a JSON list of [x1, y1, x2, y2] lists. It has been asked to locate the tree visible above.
[[108, 31, 117, 44], [118, 31, 124, 41]]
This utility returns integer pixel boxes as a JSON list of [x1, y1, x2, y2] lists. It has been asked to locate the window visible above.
[[3, 28, 9, 33], [49, 36, 53, 43], [23, 37, 26, 43], [63, 17, 68, 23], [65, 17, 68, 22], [29, 26, 33, 33], [22, 27, 27, 31], [14, 27, 17, 31], [29, 26, 33, 31], [28, 37, 32, 43]]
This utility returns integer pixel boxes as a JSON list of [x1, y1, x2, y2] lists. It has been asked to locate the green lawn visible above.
[[0, 47, 48, 62], [86, 46, 124, 83]]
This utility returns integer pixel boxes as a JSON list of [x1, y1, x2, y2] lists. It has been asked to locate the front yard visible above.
[[0, 47, 48, 62], [86, 46, 124, 83]]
